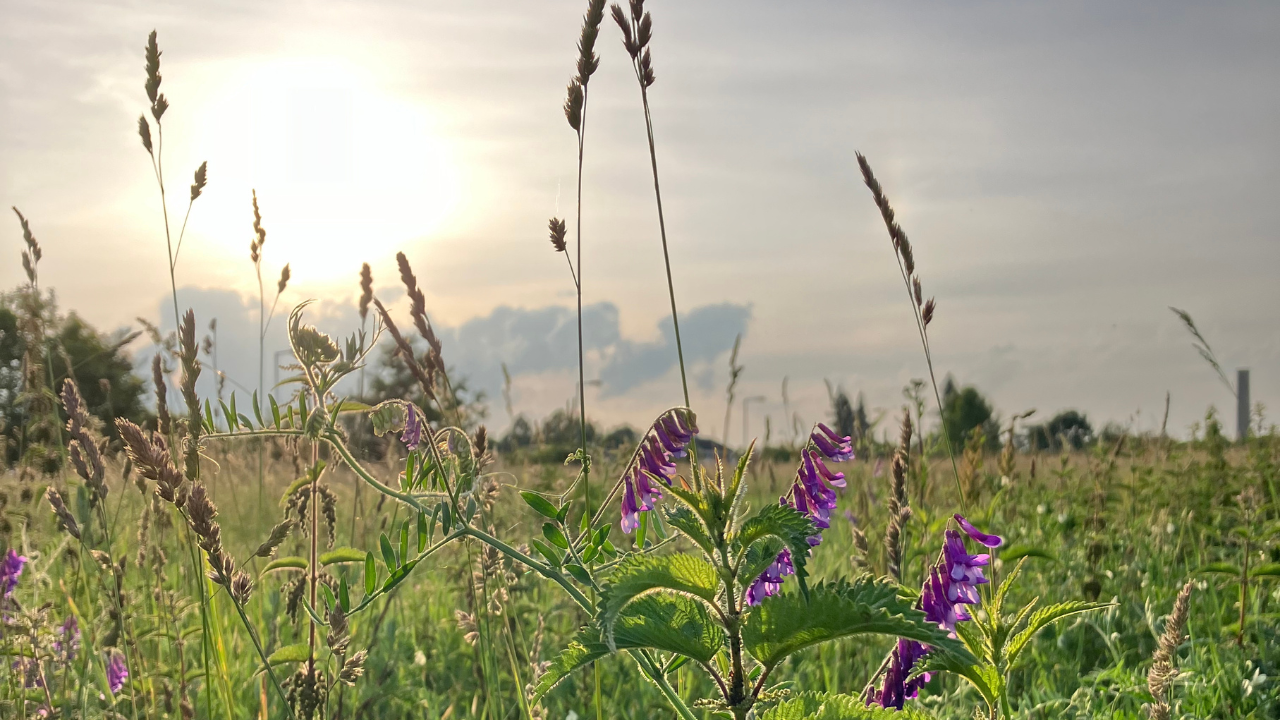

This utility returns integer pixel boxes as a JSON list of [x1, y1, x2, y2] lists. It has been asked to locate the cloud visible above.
[[138, 287, 750, 426]]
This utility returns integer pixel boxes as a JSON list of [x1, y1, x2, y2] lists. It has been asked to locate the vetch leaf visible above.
[[521, 491, 560, 520], [262, 557, 307, 573], [267, 643, 311, 666], [543, 523, 569, 550], [364, 552, 376, 595], [319, 548, 366, 566], [379, 533, 397, 569]]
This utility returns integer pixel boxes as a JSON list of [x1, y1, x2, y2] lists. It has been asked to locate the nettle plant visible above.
[[529, 425, 977, 720]]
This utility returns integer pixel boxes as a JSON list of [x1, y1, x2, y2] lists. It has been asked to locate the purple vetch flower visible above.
[[400, 403, 423, 450], [868, 515, 1003, 708], [954, 513, 1004, 548], [813, 423, 855, 462], [745, 548, 794, 606], [620, 409, 698, 534], [106, 653, 128, 694], [54, 616, 80, 660], [620, 480, 642, 534], [1, 549, 27, 597], [942, 530, 991, 605], [747, 424, 855, 605]]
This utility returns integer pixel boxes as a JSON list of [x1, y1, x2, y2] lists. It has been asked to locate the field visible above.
[[2, 3, 1278, 720]]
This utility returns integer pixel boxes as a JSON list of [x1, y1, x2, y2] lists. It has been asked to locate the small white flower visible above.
[[1057, 512, 1068, 524], [1242, 667, 1267, 696], [413, 650, 426, 666], [1166, 522, 1176, 535], [1037, 504, 1046, 515]]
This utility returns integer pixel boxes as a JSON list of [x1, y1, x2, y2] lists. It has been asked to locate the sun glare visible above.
[[193, 57, 460, 283]]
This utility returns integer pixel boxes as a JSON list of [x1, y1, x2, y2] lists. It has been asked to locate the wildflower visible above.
[[869, 515, 1003, 707], [401, 403, 423, 450], [748, 424, 854, 604], [54, 616, 80, 660], [954, 513, 1003, 548], [107, 653, 128, 694], [745, 548, 793, 605], [620, 409, 697, 533], [1, 549, 27, 597]]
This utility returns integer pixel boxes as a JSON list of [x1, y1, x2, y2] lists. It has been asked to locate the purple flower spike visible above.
[[400, 404, 423, 451], [653, 425, 685, 457], [943, 530, 990, 605], [106, 653, 128, 694], [808, 450, 846, 488], [1, 549, 27, 598], [634, 470, 663, 510], [954, 514, 1003, 548], [54, 616, 80, 660], [620, 479, 642, 534], [811, 431, 855, 462]]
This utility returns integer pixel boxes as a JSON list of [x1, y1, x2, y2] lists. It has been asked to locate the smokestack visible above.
[[1237, 369, 1250, 441]]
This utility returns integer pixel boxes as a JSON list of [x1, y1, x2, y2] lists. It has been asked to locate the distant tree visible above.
[[828, 384, 870, 446], [1, 301, 149, 467], [1027, 410, 1093, 451], [941, 377, 1000, 452]]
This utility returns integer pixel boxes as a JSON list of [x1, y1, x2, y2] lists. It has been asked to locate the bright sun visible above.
[[193, 57, 460, 283]]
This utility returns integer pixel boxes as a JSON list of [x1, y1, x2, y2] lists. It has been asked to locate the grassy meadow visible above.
[[2, 3, 1278, 720]]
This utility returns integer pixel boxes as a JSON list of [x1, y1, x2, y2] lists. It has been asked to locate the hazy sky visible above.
[[3, 0, 1277, 442]]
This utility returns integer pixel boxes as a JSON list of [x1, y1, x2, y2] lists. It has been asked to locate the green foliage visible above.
[[759, 692, 932, 720], [597, 554, 721, 647], [741, 577, 972, 669], [733, 502, 819, 599]]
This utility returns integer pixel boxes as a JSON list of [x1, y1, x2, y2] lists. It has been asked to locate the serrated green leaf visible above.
[[664, 506, 715, 556], [1004, 600, 1111, 665], [532, 593, 725, 704], [908, 653, 1003, 710], [742, 576, 972, 670], [734, 503, 818, 600], [262, 557, 307, 573], [267, 643, 311, 666], [739, 537, 787, 586], [521, 491, 560, 520], [319, 548, 366, 566], [597, 554, 721, 649]]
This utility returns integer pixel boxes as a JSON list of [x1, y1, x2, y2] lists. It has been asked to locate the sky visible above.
[[2, 0, 1278, 443]]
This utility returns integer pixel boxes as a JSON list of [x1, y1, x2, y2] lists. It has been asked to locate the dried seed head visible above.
[[277, 264, 291, 295], [12, 207, 42, 284], [611, 4, 638, 57], [179, 310, 202, 478], [144, 31, 168, 121], [138, 116, 153, 155], [898, 409, 913, 455], [922, 298, 935, 327], [250, 190, 266, 263], [253, 520, 293, 558], [230, 571, 254, 605], [473, 425, 488, 460], [339, 651, 367, 685], [152, 354, 171, 436], [564, 79, 584, 131], [46, 488, 81, 540], [190, 162, 207, 202], [548, 217, 568, 252], [639, 47, 655, 87], [912, 276, 922, 307], [455, 610, 479, 645], [358, 263, 373, 323], [373, 299, 435, 401], [1146, 580, 1193, 719]]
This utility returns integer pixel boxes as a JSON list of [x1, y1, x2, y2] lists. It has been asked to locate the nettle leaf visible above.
[[1004, 600, 1110, 665], [741, 576, 972, 670], [1197, 561, 1242, 576], [533, 594, 725, 704], [664, 506, 715, 557], [759, 691, 934, 720], [733, 503, 818, 600], [908, 653, 1003, 710], [597, 554, 721, 648], [739, 537, 787, 585]]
